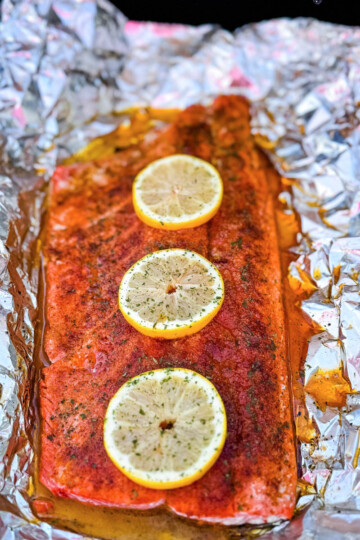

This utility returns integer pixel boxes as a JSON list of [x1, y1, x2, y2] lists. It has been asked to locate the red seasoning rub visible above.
[[40, 96, 296, 525]]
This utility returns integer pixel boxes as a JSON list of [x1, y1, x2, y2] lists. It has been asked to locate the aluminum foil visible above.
[[1, 1, 360, 538]]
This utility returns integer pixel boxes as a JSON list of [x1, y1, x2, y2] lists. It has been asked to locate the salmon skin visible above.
[[40, 96, 296, 525]]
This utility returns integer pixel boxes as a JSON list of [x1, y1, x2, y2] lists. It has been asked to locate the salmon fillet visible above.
[[40, 96, 296, 525]]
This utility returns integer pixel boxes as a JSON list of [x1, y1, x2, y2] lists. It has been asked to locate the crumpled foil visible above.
[[1, 1, 360, 538]]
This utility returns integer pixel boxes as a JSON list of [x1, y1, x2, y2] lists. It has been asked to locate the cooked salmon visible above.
[[40, 96, 296, 525]]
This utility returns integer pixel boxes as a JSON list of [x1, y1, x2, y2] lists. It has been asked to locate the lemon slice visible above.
[[104, 368, 227, 489], [133, 154, 223, 230], [118, 249, 224, 339]]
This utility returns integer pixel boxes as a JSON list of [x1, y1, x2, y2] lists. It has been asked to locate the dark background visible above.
[[113, 0, 359, 30]]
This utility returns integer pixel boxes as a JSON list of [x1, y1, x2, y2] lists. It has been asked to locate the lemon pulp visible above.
[[118, 249, 224, 339], [104, 368, 227, 489], [133, 154, 223, 230]]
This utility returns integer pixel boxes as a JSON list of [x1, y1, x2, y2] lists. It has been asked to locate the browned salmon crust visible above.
[[40, 95, 296, 525]]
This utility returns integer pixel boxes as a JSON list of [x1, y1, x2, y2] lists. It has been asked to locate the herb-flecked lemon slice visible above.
[[104, 368, 227, 489], [133, 154, 223, 230], [118, 249, 224, 339]]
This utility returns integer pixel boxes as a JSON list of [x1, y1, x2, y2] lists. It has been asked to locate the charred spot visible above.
[[247, 359, 262, 378], [176, 121, 213, 158], [104, 166, 117, 177], [87, 284, 100, 294], [72, 228, 86, 244], [108, 185, 124, 198], [55, 195, 69, 207], [213, 258, 229, 265], [244, 334, 262, 349], [242, 315, 269, 347], [47, 247, 62, 259], [238, 220, 263, 240], [236, 207, 251, 222], [64, 331, 81, 347], [265, 379, 277, 390], [104, 235, 115, 243], [89, 242, 99, 252], [245, 189, 257, 206], [242, 466, 252, 478], [273, 424, 287, 444]]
